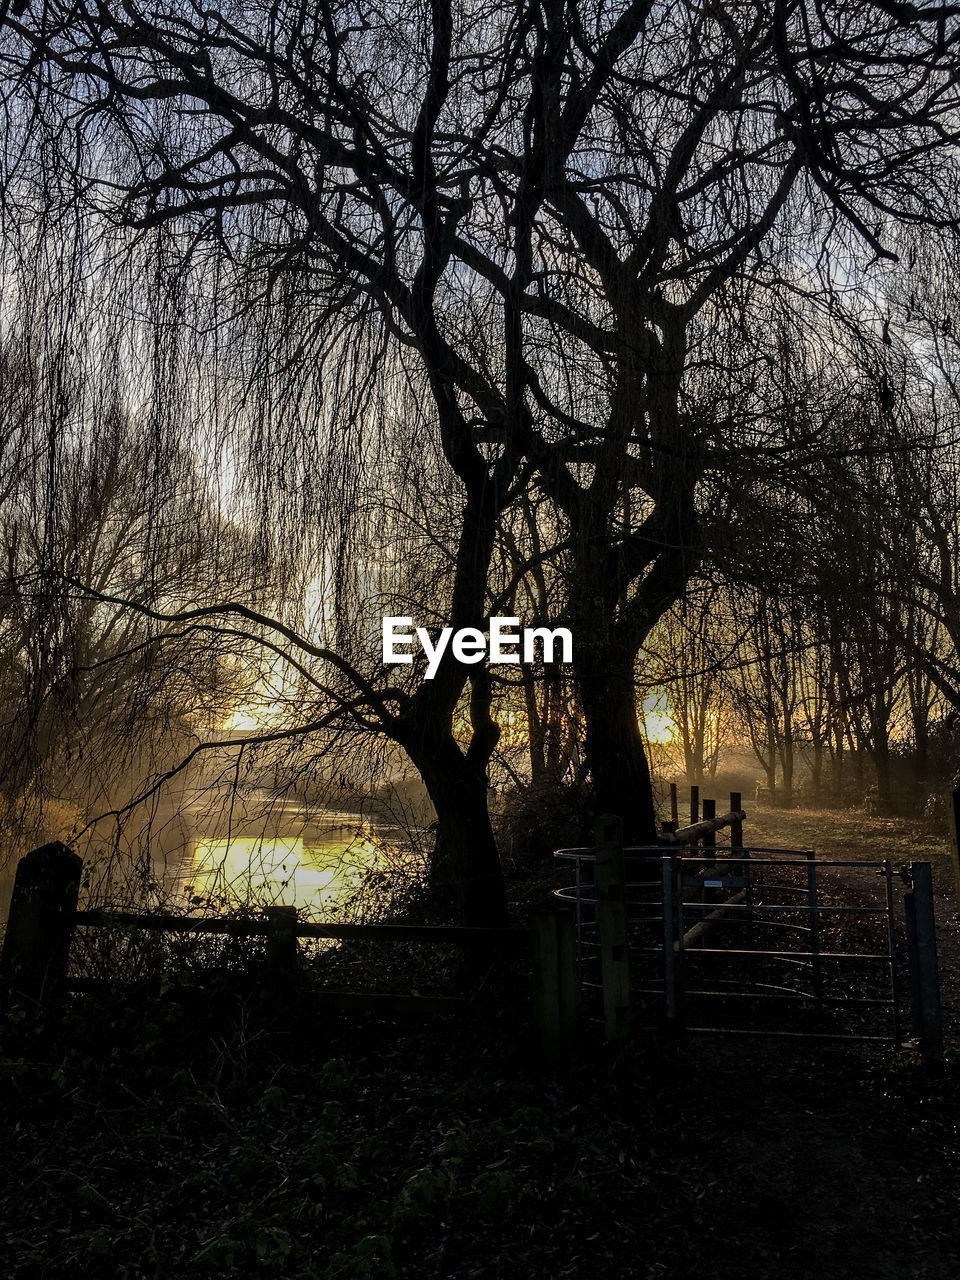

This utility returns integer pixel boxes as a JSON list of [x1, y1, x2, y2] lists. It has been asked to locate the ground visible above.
[[1, 803, 959, 1279]]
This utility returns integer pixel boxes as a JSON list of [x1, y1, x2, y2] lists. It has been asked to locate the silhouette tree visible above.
[[0, 337, 248, 846], [3, 1, 960, 877]]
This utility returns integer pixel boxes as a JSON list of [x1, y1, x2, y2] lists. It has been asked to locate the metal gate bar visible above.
[[554, 844, 935, 1053]]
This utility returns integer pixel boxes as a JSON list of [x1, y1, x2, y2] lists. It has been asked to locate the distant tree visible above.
[[641, 588, 731, 788], [0, 337, 247, 843]]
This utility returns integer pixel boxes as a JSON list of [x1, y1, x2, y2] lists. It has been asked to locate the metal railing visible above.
[[554, 832, 943, 1065]]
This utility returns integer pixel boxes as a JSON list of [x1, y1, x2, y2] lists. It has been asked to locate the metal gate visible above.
[[554, 843, 942, 1059]]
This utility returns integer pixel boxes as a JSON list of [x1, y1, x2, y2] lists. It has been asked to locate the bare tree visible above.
[[3, 1, 960, 876], [0, 336, 249, 849], [640, 588, 731, 788]]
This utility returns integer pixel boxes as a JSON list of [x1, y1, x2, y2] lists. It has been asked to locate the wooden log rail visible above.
[[680, 890, 749, 950], [661, 809, 747, 846], [658, 791, 750, 984]]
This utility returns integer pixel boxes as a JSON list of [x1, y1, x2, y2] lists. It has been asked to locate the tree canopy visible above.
[[3, 1, 960, 919]]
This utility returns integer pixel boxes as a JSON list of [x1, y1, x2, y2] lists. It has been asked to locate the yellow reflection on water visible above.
[[188, 832, 381, 910]]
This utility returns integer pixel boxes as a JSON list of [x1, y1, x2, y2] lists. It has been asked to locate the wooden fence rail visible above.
[[0, 844, 579, 1068], [71, 911, 529, 946], [661, 809, 747, 847]]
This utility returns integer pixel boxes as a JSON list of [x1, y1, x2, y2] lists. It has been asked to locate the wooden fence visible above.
[[0, 842, 579, 1067], [4, 786, 948, 1069]]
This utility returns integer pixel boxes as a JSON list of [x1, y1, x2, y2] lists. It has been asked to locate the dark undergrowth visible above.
[[2, 978, 959, 1280]]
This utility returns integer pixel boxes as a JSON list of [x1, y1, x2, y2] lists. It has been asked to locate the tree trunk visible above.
[[404, 731, 507, 928], [762, 727, 777, 795], [909, 677, 930, 794], [870, 697, 893, 811], [690, 696, 708, 787], [542, 672, 569, 784], [779, 712, 794, 806], [574, 642, 658, 844], [830, 722, 845, 804], [809, 740, 823, 800], [913, 725, 928, 794]]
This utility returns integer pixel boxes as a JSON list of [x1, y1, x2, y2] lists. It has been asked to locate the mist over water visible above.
[[0, 792, 415, 924]]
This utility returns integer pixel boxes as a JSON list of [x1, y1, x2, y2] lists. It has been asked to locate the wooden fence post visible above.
[[532, 908, 579, 1068], [0, 842, 82, 1010], [905, 862, 944, 1072], [595, 814, 630, 1040], [699, 798, 716, 906], [946, 787, 960, 913], [702, 799, 716, 851], [689, 786, 700, 827], [264, 906, 300, 985], [728, 792, 751, 924], [729, 793, 743, 849]]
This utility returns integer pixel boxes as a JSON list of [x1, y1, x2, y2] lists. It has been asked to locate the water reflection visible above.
[[182, 827, 385, 913], [1, 801, 414, 923]]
